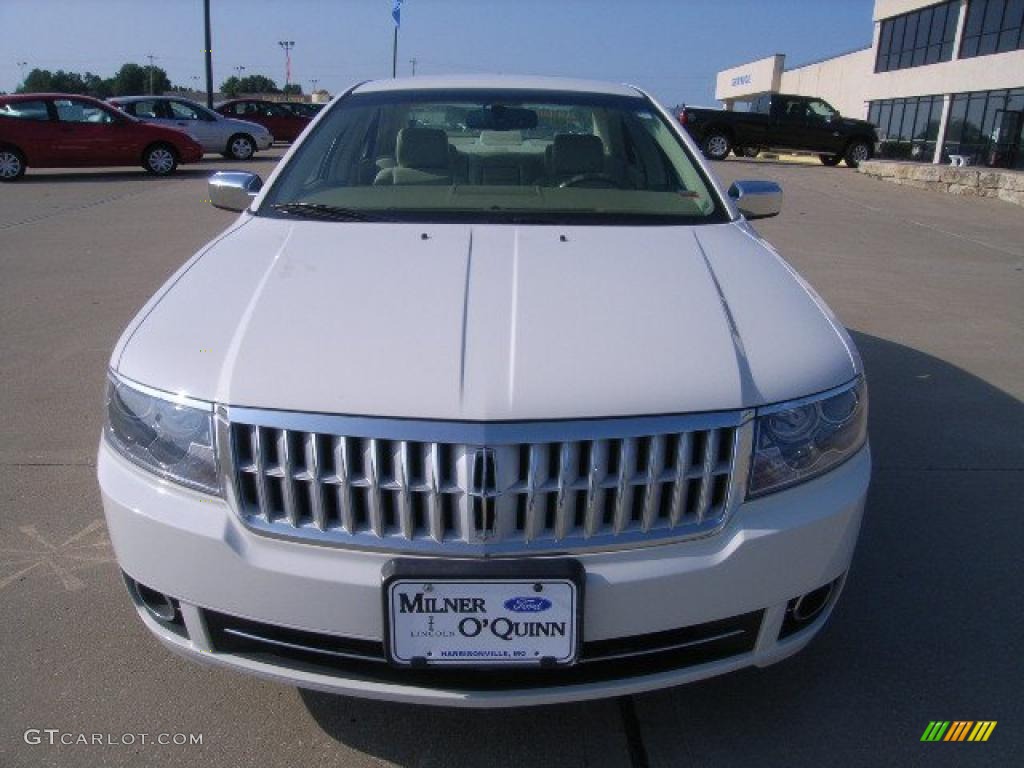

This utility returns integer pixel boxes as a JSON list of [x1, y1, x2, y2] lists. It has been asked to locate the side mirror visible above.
[[209, 171, 262, 212], [728, 180, 782, 220]]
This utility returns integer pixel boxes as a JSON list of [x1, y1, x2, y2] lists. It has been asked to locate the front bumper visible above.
[[99, 440, 870, 707]]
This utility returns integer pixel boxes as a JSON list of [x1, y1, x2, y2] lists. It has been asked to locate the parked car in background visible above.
[[100, 75, 870, 707], [279, 101, 325, 118], [109, 96, 273, 160], [0, 93, 202, 180], [680, 93, 878, 167], [214, 99, 310, 143]]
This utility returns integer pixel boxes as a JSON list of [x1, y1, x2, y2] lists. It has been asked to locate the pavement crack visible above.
[[618, 696, 650, 768]]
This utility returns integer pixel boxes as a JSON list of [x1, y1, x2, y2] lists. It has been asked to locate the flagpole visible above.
[[392, 26, 398, 78]]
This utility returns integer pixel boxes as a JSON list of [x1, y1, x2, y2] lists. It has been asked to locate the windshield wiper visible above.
[[270, 202, 389, 222]]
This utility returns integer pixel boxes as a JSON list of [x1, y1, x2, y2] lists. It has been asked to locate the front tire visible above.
[[844, 141, 872, 168], [702, 132, 732, 161], [819, 154, 842, 166], [226, 133, 255, 161], [0, 146, 26, 181], [142, 144, 178, 176]]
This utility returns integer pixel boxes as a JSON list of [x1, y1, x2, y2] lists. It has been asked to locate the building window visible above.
[[960, 0, 1024, 58], [875, 1, 959, 72], [942, 88, 1024, 168], [868, 96, 946, 161]]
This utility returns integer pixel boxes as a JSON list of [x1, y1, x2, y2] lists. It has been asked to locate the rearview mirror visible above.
[[209, 171, 262, 212], [728, 180, 782, 220], [466, 105, 538, 131]]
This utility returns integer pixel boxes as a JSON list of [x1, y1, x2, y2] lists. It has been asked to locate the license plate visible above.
[[385, 565, 581, 667]]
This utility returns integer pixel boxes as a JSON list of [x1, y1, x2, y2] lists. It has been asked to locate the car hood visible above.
[[113, 218, 858, 419]]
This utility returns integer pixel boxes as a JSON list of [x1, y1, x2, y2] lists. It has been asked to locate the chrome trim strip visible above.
[[578, 629, 748, 665], [755, 376, 861, 416], [108, 370, 214, 411], [222, 406, 752, 443], [221, 628, 387, 664]]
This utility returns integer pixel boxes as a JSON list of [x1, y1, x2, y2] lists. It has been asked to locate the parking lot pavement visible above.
[[1, 152, 1021, 767]]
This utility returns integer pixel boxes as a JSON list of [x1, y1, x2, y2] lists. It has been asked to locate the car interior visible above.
[[267, 97, 719, 218]]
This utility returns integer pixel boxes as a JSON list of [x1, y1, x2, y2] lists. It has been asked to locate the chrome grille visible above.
[[221, 409, 752, 555]]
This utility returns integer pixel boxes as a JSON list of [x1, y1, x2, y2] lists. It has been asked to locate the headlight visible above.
[[104, 375, 220, 495], [748, 378, 867, 497]]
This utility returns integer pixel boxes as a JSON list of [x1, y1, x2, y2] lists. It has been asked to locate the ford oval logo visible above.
[[504, 596, 552, 613]]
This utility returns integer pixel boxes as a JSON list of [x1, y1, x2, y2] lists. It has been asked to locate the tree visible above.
[[238, 75, 279, 94], [282, 83, 303, 96], [220, 75, 241, 98], [108, 62, 171, 96]]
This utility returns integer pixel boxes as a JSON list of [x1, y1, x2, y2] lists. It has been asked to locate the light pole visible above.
[[146, 53, 157, 95], [309, 78, 318, 95], [278, 40, 295, 92], [191, 75, 200, 93], [17, 61, 28, 86], [203, 0, 213, 108], [409, 58, 417, 76], [234, 65, 245, 79]]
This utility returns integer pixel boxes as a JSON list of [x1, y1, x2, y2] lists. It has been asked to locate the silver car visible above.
[[108, 96, 273, 160]]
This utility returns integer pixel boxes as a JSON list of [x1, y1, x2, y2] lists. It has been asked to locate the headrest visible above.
[[551, 134, 604, 176], [396, 127, 449, 169]]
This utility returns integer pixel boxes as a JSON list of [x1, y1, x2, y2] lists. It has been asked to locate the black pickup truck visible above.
[[680, 93, 878, 167]]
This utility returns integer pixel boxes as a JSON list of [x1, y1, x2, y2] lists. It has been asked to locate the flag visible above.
[[392, 0, 402, 27]]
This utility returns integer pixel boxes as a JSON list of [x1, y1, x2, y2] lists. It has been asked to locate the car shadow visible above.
[[296, 331, 1023, 766], [17, 154, 282, 184], [18, 168, 217, 184]]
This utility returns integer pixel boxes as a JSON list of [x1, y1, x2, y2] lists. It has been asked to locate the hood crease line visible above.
[[215, 223, 296, 404], [693, 229, 763, 407]]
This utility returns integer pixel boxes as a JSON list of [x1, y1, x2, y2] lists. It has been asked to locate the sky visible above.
[[1, 0, 874, 106]]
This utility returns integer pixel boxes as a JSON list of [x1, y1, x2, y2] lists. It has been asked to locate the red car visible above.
[[0, 93, 203, 181], [214, 99, 310, 143]]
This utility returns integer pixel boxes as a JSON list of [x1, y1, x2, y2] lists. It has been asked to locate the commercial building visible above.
[[713, 0, 1024, 168]]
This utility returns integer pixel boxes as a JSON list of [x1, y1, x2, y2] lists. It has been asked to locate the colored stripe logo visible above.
[[921, 721, 997, 742]]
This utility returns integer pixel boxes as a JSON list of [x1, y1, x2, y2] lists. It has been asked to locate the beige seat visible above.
[[374, 127, 454, 185], [546, 134, 607, 186]]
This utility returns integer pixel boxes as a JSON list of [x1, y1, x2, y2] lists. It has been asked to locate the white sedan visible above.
[[99, 75, 870, 707], [108, 96, 273, 159]]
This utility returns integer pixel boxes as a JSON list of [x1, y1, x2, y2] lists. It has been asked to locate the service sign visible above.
[[387, 579, 579, 666]]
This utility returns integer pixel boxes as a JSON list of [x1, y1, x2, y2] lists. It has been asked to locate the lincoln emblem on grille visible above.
[[469, 447, 497, 540]]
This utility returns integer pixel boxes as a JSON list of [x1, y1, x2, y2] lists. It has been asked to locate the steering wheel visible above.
[[558, 173, 623, 189]]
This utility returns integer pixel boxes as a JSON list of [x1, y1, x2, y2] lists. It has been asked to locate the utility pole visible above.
[[146, 54, 157, 95], [203, 0, 214, 108], [409, 57, 417, 76], [278, 40, 295, 92]]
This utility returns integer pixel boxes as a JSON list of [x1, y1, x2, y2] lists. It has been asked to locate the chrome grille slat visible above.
[[669, 432, 693, 526], [696, 430, 720, 524], [307, 432, 327, 531], [613, 438, 637, 534], [227, 414, 748, 555], [332, 436, 354, 534], [584, 440, 608, 538]]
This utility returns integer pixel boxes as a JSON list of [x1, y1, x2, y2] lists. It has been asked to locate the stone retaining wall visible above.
[[857, 160, 1024, 207]]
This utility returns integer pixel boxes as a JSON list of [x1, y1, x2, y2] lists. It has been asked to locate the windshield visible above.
[[260, 88, 726, 224]]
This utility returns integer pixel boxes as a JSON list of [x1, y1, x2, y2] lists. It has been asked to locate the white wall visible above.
[[779, 48, 875, 118], [714, 55, 784, 102], [864, 48, 1024, 100], [873, 0, 955, 21]]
